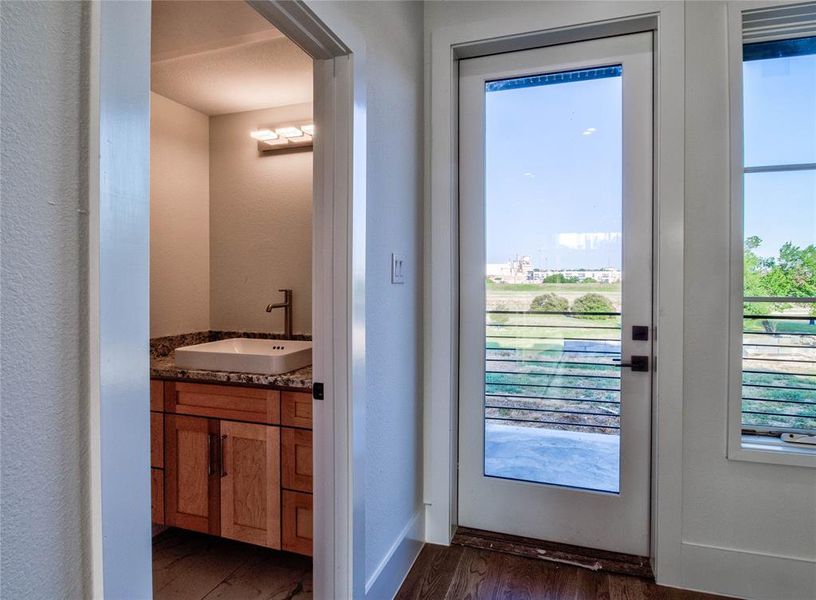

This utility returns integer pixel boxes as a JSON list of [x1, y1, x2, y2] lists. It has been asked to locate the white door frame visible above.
[[88, 1, 365, 598], [424, 3, 686, 583]]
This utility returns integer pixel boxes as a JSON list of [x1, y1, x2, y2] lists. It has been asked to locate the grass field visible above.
[[483, 283, 816, 434]]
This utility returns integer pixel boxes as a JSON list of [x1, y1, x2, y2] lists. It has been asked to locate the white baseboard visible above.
[[365, 510, 425, 600], [668, 541, 816, 600]]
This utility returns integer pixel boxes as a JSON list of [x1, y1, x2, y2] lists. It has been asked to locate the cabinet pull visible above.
[[220, 434, 227, 477], [207, 433, 215, 476]]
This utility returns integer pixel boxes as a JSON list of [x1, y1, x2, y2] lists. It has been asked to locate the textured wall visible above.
[[0, 2, 90, 597], [150, 92, 211, 337], [209, 104, 313, 335]]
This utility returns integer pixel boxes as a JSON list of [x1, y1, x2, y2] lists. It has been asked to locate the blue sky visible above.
[[484, 51, 815, 267]]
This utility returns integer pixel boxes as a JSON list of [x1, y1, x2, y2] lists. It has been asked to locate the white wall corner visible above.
[[364, 510, 425, 600]]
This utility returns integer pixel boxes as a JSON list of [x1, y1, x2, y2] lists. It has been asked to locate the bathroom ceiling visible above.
[[151, 1, 313, 116]]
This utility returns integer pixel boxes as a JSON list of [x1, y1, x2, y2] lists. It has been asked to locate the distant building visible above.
[[487, 256, 621, 284]]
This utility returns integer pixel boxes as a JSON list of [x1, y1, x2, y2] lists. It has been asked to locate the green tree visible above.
[[530, 293, 569, 313], [743, 237, 816, 331], [572, 293, 615, 319], [541, 273, 579, 284]]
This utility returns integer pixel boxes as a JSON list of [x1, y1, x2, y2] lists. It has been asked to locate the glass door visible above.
[[458, 32, 653, 556]]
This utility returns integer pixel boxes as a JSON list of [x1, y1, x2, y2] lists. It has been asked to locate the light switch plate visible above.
[[391, 253, 405, 284]]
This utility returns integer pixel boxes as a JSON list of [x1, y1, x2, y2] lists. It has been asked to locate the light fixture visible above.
[[250, 123, 315, 152], [250, 129, 278, 141], [275, 126, 304, 138]]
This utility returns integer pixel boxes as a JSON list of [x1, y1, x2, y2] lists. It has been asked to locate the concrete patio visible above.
[[485, 422, 620, 492]]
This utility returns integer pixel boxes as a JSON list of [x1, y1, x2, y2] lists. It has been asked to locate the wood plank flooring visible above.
[[396, 544, 732, 600], [152, 528, 311, 600]]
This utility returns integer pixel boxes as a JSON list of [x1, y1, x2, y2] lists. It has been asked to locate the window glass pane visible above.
[[743, 38, 816, 167], [743, 170, 816, 298], [483, 67, 623, 493]]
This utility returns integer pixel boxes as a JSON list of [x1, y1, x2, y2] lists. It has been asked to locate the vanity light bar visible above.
[[250, 124, 314, 152]]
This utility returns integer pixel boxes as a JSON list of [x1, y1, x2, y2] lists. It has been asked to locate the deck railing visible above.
[[741, 314, 816, 434], [483, 310, 816, 435], [485, 310, 622, 435]]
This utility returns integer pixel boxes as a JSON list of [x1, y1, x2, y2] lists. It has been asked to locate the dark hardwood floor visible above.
[[152, 528, 312, 600], [396, 544, 731, 600]]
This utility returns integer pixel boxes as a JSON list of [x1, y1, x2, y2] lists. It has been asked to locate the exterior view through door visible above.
[[459, 33, 654, 556]]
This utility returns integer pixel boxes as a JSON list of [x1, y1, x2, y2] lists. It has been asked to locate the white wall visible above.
[[0, 1, 90, 597], [209, 104, 313, 335], [681, 3, 815, 598], [150, 92, 211, 338], [424, 2, 816, 599], [306, 1, 426, 596]]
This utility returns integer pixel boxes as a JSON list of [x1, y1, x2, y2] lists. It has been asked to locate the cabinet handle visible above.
[[207, 433, 215, 476], [220, 434, 227, 477]]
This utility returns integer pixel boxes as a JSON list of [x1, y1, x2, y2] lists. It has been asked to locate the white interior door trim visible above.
[[88, 2, 365, 598], [424, 2, 686, 585]]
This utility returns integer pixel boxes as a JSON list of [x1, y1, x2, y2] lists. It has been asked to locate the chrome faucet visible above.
[[266, 289, 293, 339]]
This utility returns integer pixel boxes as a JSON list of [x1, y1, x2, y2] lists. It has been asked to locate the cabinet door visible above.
[[220, 421, 281, 549], [282, 428, 312, 493], [282, 491, 312, 556], [165, 414, 219, 534], [281, 391, 312, 429]]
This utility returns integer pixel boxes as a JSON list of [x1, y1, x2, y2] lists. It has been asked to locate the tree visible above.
[[743, 237, 816, 331], [572, 293, 615, 319], [530, 293, 569, 313], [541, 273, 579, 284]]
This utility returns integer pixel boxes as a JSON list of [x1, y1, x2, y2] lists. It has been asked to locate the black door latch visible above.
[[313, 382, 324, 400]]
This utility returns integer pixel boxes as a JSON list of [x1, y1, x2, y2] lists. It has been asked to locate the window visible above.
[[731, 3, 816, 464]]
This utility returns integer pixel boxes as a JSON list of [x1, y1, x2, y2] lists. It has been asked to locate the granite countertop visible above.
[[150, 331, 312, 391]]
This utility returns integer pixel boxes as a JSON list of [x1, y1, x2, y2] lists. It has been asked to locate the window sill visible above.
[[729, 435, 816, 468]]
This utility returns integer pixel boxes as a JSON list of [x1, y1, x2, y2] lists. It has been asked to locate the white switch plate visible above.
[[391, 253, 405, 284]]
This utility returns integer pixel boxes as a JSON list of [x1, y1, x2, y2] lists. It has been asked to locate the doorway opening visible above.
[[148, 2, 313, 596]]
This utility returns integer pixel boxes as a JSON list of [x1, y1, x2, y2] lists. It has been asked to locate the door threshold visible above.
[[452, 527, 653, 579]]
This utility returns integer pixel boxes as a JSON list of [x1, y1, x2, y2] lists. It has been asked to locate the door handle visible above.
[[614, 355, 649, 372], [219, 434, 227, 478], [207, 433, 216, 476]]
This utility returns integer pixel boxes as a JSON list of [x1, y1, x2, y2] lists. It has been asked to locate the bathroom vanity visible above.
[[149, 336, 313, 556]]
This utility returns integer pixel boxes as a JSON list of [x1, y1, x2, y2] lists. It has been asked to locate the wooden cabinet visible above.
[[154, 380, 311, 555], [283, 491, 313, 556], [164, 414, 220, 535], [151, 468, 165, 524], [282, 428, 312, 493], [220, 421, 281, 548]]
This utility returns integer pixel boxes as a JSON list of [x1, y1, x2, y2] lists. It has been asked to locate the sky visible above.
[[484, 50, 815, 268]]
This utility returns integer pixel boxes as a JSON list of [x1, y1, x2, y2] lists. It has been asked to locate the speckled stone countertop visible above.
[[150, 331, 312, 391]]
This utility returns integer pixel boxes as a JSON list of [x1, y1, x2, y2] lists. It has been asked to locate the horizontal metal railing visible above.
[[484, 309, 622, 434], [741, 314, 816, 434], [482, 309, 816, 435]]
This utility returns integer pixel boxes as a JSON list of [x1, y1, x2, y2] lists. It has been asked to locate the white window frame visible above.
[[726, 1, 816, 468]]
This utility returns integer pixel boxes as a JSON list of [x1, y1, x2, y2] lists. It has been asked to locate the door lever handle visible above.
[[614, 355, 649, 372]]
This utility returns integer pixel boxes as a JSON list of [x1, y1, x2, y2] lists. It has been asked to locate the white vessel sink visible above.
[[175, 338, 312, 375]]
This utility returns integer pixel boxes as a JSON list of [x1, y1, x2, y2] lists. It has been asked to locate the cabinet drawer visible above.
[[282, 491, 312, 556], [282, 428, 312, 493], [151, 468, 164, 525], [151, 412, 164, 468], [166, 382, 280, 425], [281, 391, 312, 429], [150, 379, 164, 411]]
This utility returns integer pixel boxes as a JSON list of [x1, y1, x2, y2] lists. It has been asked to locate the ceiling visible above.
[[151, 1, 313, 116]]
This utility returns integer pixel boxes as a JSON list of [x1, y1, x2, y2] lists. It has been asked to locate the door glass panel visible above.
[[484, 66, 623, 493]]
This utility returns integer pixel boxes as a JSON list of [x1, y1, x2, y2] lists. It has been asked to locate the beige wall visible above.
[[150, 92, 211, 337], [209, 103, 313, 335]]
